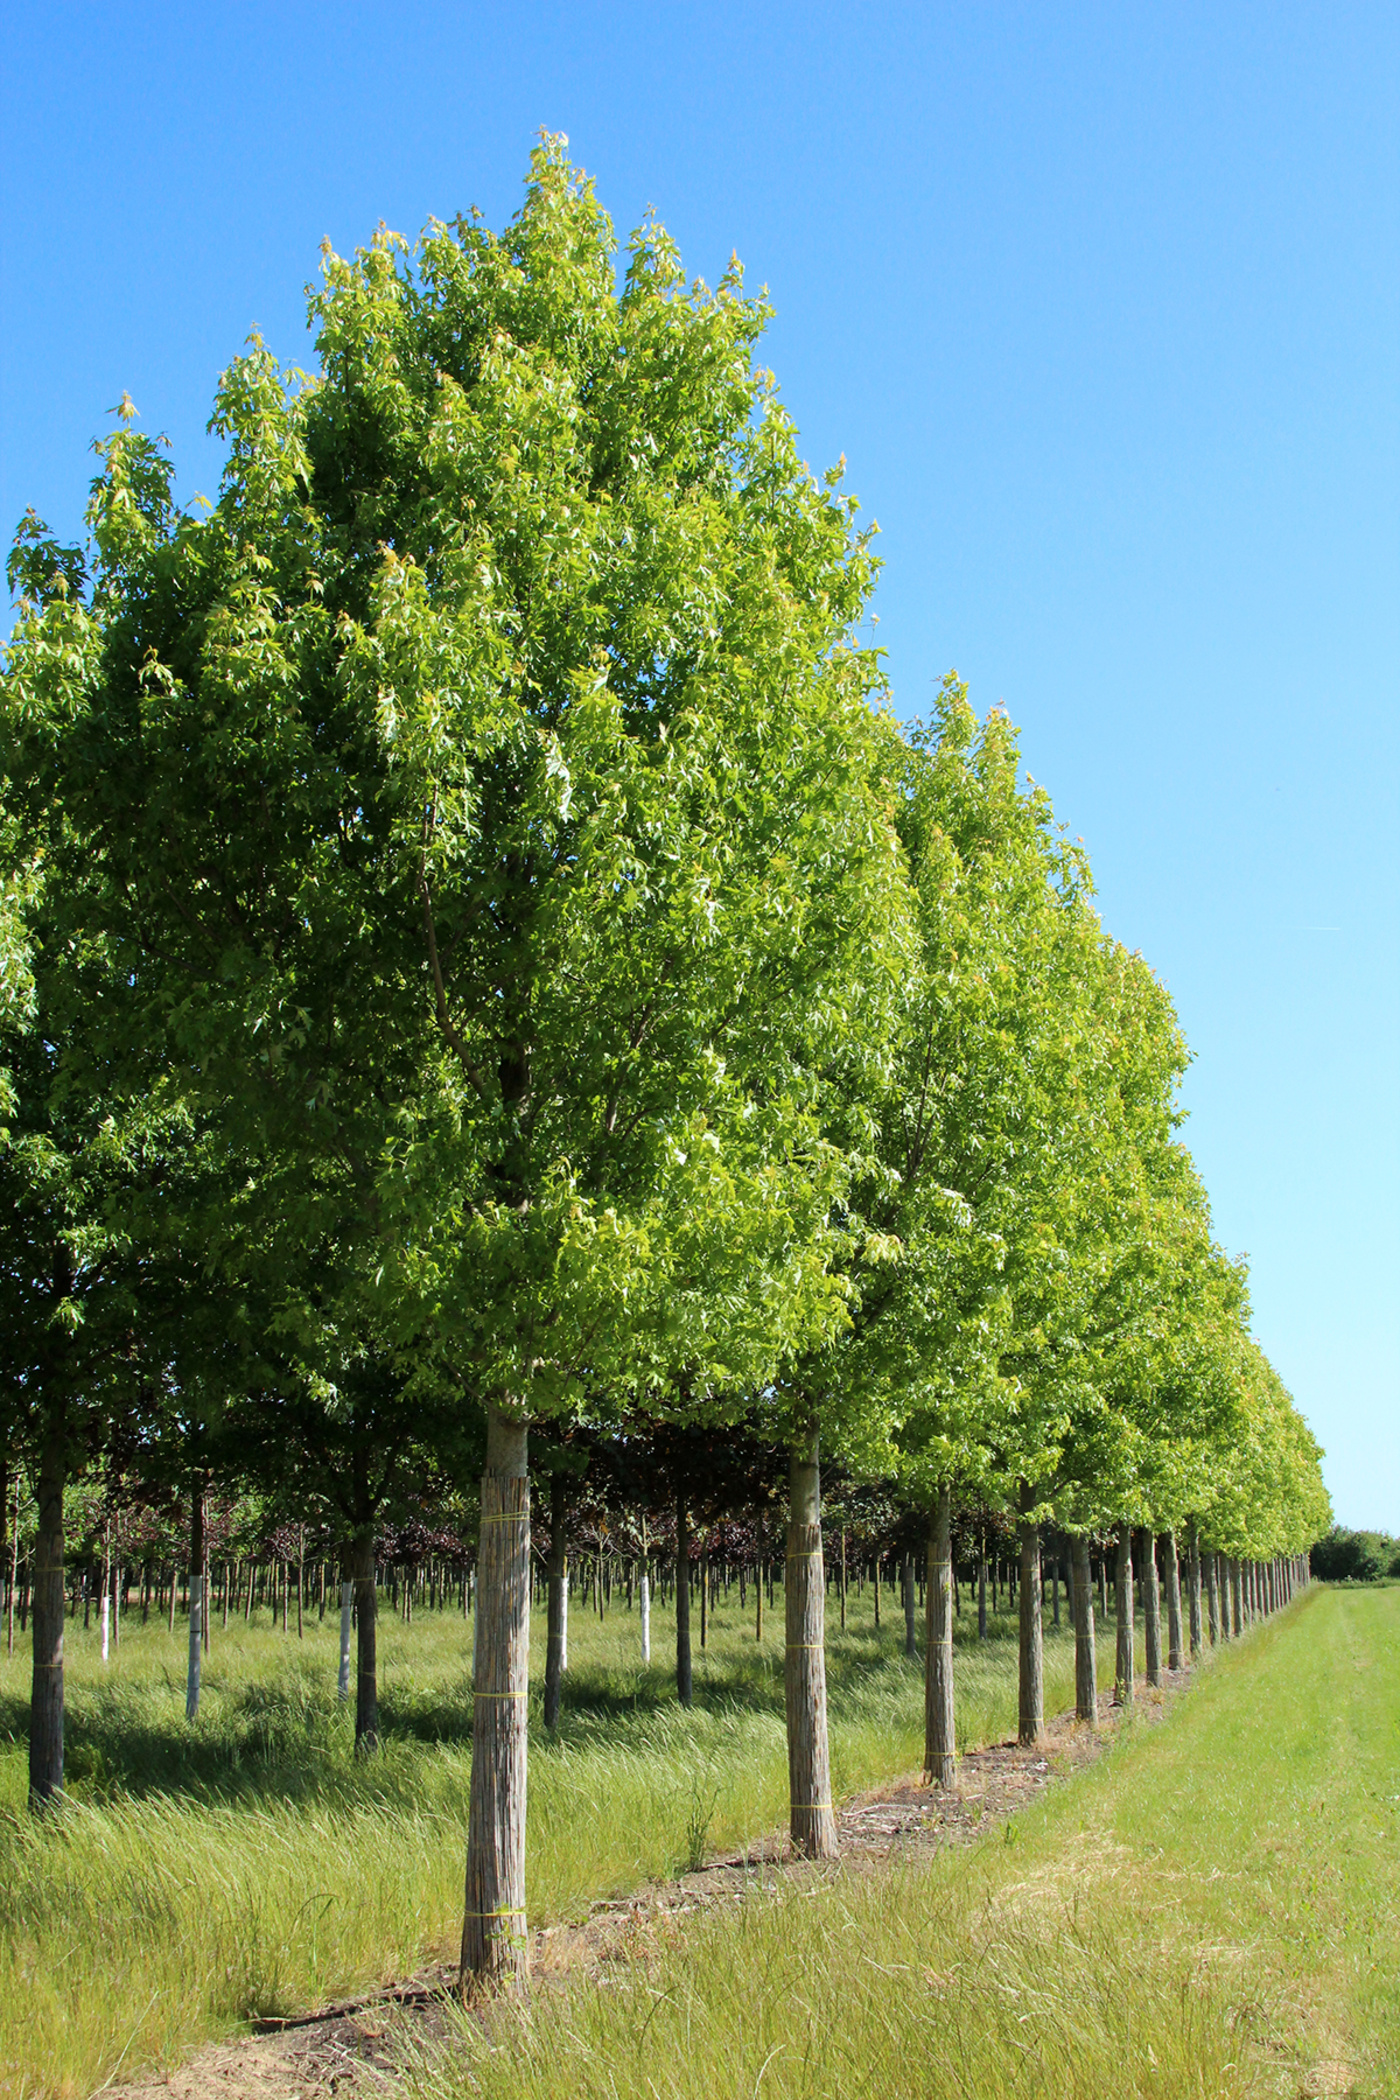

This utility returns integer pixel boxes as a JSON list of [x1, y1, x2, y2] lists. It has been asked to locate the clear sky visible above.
[[3, 3, 1396, 1526]]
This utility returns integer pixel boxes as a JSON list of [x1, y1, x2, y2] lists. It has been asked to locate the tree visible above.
[[2, 142, 910, 1983]]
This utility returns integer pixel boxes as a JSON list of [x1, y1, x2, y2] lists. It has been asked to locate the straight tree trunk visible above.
[[1187, 1522, 1203, 1658], [699, 1548, 708, 1650], [29, 1408, 67, 1808], [1018, 1490, 1043, 1745], [352, 1526, 379, 1754], [543, 1471, 568, 1731], [977, 1542, 987, 1640], [1230, 1558, 1243, 1639], [1163, 1531, 1183, 1671], [639, 1556, 650, 1662], [785, 1433, 837, 1858], [1141, 1529, 1161, 1687], [1205, 1549, 1220, 1646], [924, 1484, 956, 1785], [185, 1483, 205, 1720], [337, 1555, 353, 1706], [675, 1494, 692, 1708], [6, 1469, 19, 1659], [461, 1405, 530, 1994], [1072, 1533, 1097, 1725], [1113, 1523, 1135, 1707], [903, 1551, 917, 1659]]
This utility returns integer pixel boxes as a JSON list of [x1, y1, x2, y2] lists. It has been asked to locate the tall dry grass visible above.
[[0, 1572, 1078, 2097]]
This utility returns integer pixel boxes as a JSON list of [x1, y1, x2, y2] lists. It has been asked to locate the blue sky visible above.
[[3, 3, 1396, 1525]]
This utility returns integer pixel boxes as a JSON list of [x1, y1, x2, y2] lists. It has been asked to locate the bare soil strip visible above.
[[105, 1674, 1190, 2100]]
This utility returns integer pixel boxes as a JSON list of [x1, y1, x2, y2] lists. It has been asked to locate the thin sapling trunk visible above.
[[1113, 1523, 1134, 1707], [185, 1482, 205, 1720], [1072, 1532, 1097, 1726], [543, 1471, 567, 1731], [1018, 1490, 1043, 1745], [675, 1493, 692, 1708]]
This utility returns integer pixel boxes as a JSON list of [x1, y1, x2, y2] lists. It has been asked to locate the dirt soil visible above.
[[103, 1676, 1190, 2100]]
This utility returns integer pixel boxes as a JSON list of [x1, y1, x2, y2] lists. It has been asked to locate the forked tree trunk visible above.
[[1113, 1524, 1134, 1708], [675, 1494, 692, 1708], [785, 1433, 836, 1858], [29, 1409, 66, 1809], [1187, 1522, 1203, 1658], [185, 1483, 205, 1721], [1071, 1533, 1097, 1725], [924, 1484, 956, 1786], [1162, 1531, 1183, 1671], [461, 1405, 530, 1994], [352, 1526, 378, 1754], [543, 1471, 567, 1731], [1018, 1491, 1043, 1745], [1141, 1530, 1161, 1687]]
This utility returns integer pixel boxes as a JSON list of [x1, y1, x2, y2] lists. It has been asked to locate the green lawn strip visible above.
[[0, 1585, 1074, 2099], [405, 1586, 1400, 2100]]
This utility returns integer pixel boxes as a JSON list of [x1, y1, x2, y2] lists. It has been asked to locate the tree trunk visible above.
[[675, 1494, 692, 1708], [185, 1482, 205, 1721], [1141, 1529, 1161, 1687], [1162, 1531, 1183, 1671], [29, 1409, 66, 1809], [352, 1526, 379, 1755], [1113, 1524, 1134, 1706], [924, 1484, 956, 1786], [1018, 1490, 1043, 1745], [1205, 1549, 1220, 1646], [1072, 1533, 1097, 1725], [977, 1540, 987, 1640], [461, 1405, 530, 1994], [785, 1433, 837, 1858], [543, 1471, 567, 1731], [337, 1556, 353, 1706], [1187, 1522, 1203, 1658]]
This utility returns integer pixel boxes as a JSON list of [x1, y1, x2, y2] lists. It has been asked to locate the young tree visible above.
[[3, 143, 910, 1983]]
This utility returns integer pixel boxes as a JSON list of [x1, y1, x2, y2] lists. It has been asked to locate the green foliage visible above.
[[1310, 1526, 1397, 1583]]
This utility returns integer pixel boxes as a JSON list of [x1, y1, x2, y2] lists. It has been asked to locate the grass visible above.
[[405, 1583, 1400, 2100], [0, 1571, 1085, 2099]]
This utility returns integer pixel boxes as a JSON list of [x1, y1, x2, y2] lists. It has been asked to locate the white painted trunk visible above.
[[639, 1570, 650, 1662], [338, 1581, 353, 1703], [100, 1589, 110, 1665]]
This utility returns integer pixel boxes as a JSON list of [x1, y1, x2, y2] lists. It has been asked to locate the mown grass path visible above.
[[403, 1584, 1399, 2100]]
